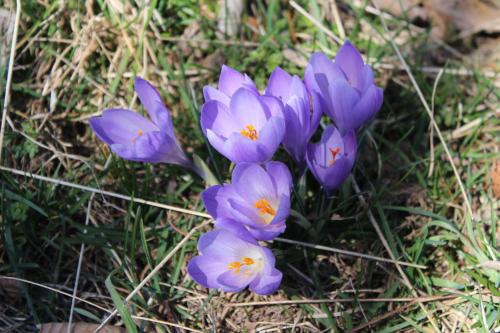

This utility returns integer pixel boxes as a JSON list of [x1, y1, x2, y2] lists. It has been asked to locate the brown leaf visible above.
[[40, 323, 126, 333], [492, 161, 500, 199], [425, 0, 500, 39], [0, 277, 22, 302]]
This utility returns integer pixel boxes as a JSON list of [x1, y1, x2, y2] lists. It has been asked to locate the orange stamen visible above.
[[240, 125, 258, 141], [254, 199, 276, 216], [228, 257, 255, 274], [328, 147, 341, 166]]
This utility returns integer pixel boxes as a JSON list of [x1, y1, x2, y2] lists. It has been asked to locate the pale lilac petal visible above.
[[203, 86, 230, 106], [260, 95, 284, 119], [230, 88, 268, 130], [217, 270, 255, 292], [187, 256, 227, 289], [218, 65, 256, 96], [206, 127, 226, 150], [214, 218, 259, 245], [335, 41, 364, 84], [222, 133, 268, 163], [289, 75, 309, 103], [265, 162, 292, 198], [201, 100, 239, 138], [256, 116, 285, 158], [247, 223, 285, 241], [232, 163, 277, 202], [265, 67, 292, 100], [134, 77, 172, 131], [197, 230, 251, 261], [249, 268, 282, 295]]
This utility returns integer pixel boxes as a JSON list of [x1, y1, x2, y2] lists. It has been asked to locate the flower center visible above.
[[228, 257, 255, 274], [240, 125, 258, 141], [131, 130, 144, 143], [254, 198, 276, 224], [328, 147, 341, 166]]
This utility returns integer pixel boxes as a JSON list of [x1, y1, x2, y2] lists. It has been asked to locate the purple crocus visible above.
[[304, 41, 383, 134], [201, 85, 285, 163], [203, 65, 258, 106], [187, 229, 282, 295], [89, 77, 199, 174], [202, 162, 292, 240], [265, 67, 322, 164], [306, 124, 357, 194]]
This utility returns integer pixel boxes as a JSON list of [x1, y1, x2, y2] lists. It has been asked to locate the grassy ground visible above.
[[0, 0, 499, 332]]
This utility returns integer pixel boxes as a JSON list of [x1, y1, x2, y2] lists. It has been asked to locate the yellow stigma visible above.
[[131, 130, 144, 143], [328, 147, 341, 166], [254, 199, 276, 217], [228, 257, 255, 274], [240, 125, 258, 141]]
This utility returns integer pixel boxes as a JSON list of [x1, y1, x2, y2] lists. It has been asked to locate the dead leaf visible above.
[[375, 0, 428, 21], [491, 161, 500, 199], [0, 277, 22, 301], [425, 0, 500, 39], [40, 323, 126, 333]]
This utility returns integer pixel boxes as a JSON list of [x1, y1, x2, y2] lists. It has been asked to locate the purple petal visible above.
[[328, 79, 360, 133], [110, 130, 169, 163], [249, 268, 282, 295], [203, 86, 230, 106], [218, 65, 256, 97], [214, 218, 260, 245], [335, 41, 364, 84], [304, 52, 343, 96], [342, 130, 358, 165], [89, 109, 158, 145], [282, 104, 305, 162], [351, 85, 383, 129], [201, 100, 239, 139], [260, 95, 284, 119], [197, 230, 252, 260], [265, 162, 292, 198], [256, 116, 285, 159], [222, 132, 269, 163], [265, 67, 292, 100], [289, 75, 309, 103], [232, 163, 277, 202], [358, 65, 375, 93], [217, 270, 255, 292], [309, 92, 323, 138], [230, 88, 268, 130], [134, 77, 173, 131], [187, 256, 228, 289], [246, 223, 286, 241]]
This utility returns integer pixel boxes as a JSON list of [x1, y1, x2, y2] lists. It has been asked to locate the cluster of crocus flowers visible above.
[[88, 41, 383, 295]]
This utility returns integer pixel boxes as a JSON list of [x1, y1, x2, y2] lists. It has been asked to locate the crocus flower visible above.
[[201, 86, 285, 163], [304, 41, 383, 134], [203, 65, 258, 106], [188, 229, 282, 295], [306, 124, 357, 194], [89, 77, 199, 174], [202, 162, 292, 240], [265, 67, 322, 164]]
